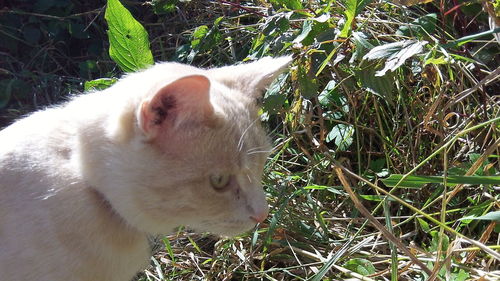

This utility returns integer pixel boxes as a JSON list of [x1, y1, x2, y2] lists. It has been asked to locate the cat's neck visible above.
[[80, 184, 151, 258]]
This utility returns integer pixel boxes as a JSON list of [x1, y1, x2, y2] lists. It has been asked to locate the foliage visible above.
[[1, 0, 499, 280], [105, 0, 153, 72]]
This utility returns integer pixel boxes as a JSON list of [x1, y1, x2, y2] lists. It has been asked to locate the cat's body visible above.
[[0, 57, 290, 281]]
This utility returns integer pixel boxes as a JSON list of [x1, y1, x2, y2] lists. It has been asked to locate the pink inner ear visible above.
[[139, 75, 213, 139]]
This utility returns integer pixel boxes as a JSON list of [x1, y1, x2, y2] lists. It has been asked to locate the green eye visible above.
[[209, 174, 231, 190]]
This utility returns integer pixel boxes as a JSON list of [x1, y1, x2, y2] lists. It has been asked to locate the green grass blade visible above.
[[382, 175, 500, 188], [442, 27, 500, 48], [460, 211, 500, 222], [162, 237, 176, 263]]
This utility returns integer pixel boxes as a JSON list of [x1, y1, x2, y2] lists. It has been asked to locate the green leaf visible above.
[[448, 153, 495, 176], [417, 218, 430, 233], [105, 0, 154, 72], [363, 40, 428, 76], [344, 258, 376, 275], [270, 0, 303, 10], [460, 211, 500, 222], [326, 124, 354, 151], [294, 18, 331, 46], [0, 79, 14, 108], [79, 60, 98, 77], [0, 79, 30, 108], [352, 31, 374, 50], [454, 269, 470, 281], [84, 78, 118, 91], [293, 20, 313, 43], [382, 174, 500, 188], [369, 158, 384, 171], [297, 61, 319, 98], [318, 80, 341, 107], [263, 73, 289, 114], [263, 13, 291, 36], [356, 62, 395, 100], [396, 13, 437, 38], [340, 0, 373, 37], [351, 31, 374, 62], [191, 25, 209, 49], [425, 56, 448, 65], [428, 230, 449, 252], [459, 201, 491, 225], [152, 0, 179, 14], [190, 17, 224, 59]]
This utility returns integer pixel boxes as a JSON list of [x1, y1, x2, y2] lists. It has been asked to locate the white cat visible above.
[[0, 56, 291, 281]]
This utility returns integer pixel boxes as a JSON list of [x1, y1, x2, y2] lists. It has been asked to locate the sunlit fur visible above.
[[0, 57, 291, 281]]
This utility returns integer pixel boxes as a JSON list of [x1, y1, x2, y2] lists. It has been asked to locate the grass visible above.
[[1, 0, 499, 280]]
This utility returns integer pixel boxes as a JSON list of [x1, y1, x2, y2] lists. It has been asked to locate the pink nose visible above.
[[250, 210, 268, 223]]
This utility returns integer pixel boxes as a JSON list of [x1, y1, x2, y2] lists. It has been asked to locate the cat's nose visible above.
[[250, 209, 269, 223]]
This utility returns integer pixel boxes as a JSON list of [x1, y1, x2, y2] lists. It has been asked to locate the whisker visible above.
[[247, 145, 269, 153], [247, 150, 273, 155], [247, 141, 284, 156], [246, 173, 252, 183], [237, 116, 260, 152]]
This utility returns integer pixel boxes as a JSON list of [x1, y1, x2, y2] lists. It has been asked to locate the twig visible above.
[[333, 166, 435, 277]]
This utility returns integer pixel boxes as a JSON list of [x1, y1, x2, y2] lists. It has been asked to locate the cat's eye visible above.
[[209, 174, 231, 191]]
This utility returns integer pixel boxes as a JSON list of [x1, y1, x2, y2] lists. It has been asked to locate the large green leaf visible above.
[[355, 61, 395, 100], [340, 0, 373, 37], [263, 13, 291, 37], [297, 58, 319, 98], [263, 73, 289, 114], [363, 40, 428, 76], [382, 174, 500, 188], [105, 0, 154, 72]]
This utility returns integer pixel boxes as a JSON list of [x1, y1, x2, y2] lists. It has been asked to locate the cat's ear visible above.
[[209, 56, 292, 98], [138, 75, 213, 139]]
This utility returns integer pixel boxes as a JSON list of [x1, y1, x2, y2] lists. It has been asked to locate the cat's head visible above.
[[96, 57, 291, 236]]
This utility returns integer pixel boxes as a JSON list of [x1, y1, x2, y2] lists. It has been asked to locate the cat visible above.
[[0, 56, 291, 281]]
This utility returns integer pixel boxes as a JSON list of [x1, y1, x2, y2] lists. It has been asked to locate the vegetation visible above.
[[1, 0, 499, 280]]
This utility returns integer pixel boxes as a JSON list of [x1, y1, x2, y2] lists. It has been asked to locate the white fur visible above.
[[0, 57, 291, 281]]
